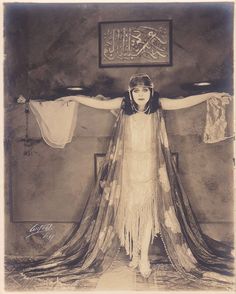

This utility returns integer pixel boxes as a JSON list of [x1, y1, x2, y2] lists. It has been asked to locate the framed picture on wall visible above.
[[94, 153, 106, 181], [98, 20, 172, 67]]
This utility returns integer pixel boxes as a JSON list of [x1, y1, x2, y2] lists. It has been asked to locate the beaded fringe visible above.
[[115, 194, 160, 258]]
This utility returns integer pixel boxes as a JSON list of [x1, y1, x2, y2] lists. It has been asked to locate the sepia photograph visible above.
[[3, 1, 235, 292]]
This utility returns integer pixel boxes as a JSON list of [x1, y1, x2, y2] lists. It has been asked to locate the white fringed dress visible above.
[[115, 112, 160, 258]]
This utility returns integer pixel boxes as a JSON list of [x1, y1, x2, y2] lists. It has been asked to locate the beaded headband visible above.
[[128, 73, 154, 91]]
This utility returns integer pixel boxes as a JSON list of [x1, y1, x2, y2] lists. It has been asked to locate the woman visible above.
[[16, 73, 234, 288]]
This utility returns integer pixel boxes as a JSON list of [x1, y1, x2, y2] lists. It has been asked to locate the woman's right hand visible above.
[[56, 96, 76, 105]]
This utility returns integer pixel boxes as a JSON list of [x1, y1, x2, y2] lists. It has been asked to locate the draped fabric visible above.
[[29, 100, 78, 148], [13, 98, 234, 289], [203, 95, 233, 143], [17, 110, 125, 282], [156, 111, 234, 287]]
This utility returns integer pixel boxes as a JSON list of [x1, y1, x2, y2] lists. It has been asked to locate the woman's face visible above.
[[131, 86, 151, 107]]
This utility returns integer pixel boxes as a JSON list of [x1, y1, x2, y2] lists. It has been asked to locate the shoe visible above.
[[129, 257, 139, 269], [139, 259, 152, 278]]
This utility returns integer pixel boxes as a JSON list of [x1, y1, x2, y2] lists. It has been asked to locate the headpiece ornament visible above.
[[128, 73, 154, 91]]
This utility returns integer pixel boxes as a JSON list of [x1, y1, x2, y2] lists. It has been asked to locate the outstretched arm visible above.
[[57, 95, 123, 110], [159, 92, 228, 110]]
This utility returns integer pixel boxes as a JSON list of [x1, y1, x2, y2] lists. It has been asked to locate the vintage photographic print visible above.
[[3, 1, 235, 292]]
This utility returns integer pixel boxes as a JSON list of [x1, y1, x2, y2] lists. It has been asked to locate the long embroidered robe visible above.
[[13, 96, 234, 289]]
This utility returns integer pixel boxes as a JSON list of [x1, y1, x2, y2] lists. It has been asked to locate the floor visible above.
[[5, 251, 234, 292]]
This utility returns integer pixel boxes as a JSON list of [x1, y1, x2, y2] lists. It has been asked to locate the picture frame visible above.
[[98, 20, 172, 67], [94, 153, 106, 181]]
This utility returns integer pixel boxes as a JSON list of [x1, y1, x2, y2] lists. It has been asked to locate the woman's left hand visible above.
[[211, 92, 232, 103], [219, 92, 232, 103], [220, 92, 231, 98]]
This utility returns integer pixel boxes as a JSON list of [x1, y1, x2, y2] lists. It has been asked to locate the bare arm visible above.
[[160, 92, 228, 110], [57, 95, 123, 110]]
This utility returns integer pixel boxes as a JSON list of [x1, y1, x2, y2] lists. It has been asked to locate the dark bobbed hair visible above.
[[121, 90, 161, 115]]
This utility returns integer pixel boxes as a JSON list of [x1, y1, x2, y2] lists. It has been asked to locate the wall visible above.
[[4, 2, 234, 257]]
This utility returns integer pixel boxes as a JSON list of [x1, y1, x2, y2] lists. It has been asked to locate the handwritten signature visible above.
[[25, 224, 55, 241]]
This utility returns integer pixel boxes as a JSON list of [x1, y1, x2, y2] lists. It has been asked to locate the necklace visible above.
[[131, 102, 150, 113]]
